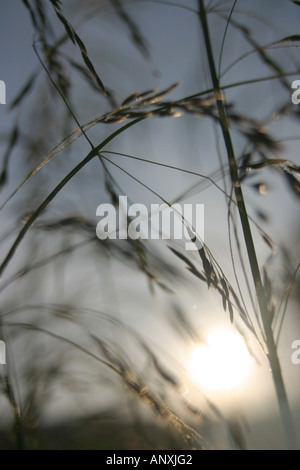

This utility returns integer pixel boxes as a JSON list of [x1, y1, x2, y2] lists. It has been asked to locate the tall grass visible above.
[[0, 0, 299, 449], [198, 0, 297, 449]]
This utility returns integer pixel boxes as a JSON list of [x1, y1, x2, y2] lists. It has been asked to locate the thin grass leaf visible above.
[[286, 164, 300, 176], [186, 266, 206, 282], [4, 322, 118, 374], [228, 301, 234, 323], [109, 0, 151, 60], [218, 0, 238, 77], [0, 116, 146, 278], [245, 158, 300, 198], [142, 82, 180, 104], [142, 345, 179, 387], [33, 0, 47, 29], [227, 418, 246, 450], [49, 0, 62, 8], [0, 123, 19, 191], [220, 278, 229, 312], [67, 59, 100, 92], [198, 247, 213, 286], [275, 262, 300, 343], [263, 268, 276, 324], [229, 288, 247, 320], [220, 277, 229, 297], [263, 268, 271, 299], [170, 303, 200, 341], [49, 1, 108, 96], [183, 399, 207, 419], [168, 247, 197, 271], [9, 72, 37, 109], [221, 291, 227, 312], [121, 92, 140, 107], [242, 129, 280, 152], [56, 11, 75, 43], [284, 172, 300, 198], [156, 281, 174, 294], [276, 35, 300, 43], [221, 34, 300, 78], [220, 14, 292, 91], [246, 158, 291, 170], [73, 32, 87, 53], [80, 51, 106, 94], [22, 0, 38, 29]]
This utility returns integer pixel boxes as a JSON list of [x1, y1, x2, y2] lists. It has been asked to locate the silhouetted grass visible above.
[[0, 0, 299, 450]]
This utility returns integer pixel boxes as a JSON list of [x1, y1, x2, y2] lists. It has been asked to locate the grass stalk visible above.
[[0, 116, 145, 280], [4, 375, 23, 450], [198, 0, 298, 450]]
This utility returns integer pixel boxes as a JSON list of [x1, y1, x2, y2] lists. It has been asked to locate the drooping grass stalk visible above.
[[0, 116, 145, 280], [3, 374, 23, 450], [198, 0, 298, 450]]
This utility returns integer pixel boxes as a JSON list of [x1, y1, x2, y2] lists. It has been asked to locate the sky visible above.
[[0, 0, 300, 450]]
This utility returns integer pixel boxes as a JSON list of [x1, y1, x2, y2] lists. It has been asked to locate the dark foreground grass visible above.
[[0, 0, 300, 450]]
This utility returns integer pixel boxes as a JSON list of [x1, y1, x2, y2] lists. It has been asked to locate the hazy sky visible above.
[[0, 0, 300, 449]]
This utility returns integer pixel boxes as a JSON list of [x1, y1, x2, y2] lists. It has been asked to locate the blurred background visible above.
[[0, 0, 299, 449]]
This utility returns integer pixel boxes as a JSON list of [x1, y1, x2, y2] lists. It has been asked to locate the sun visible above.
[[189, 329, 252, 392]]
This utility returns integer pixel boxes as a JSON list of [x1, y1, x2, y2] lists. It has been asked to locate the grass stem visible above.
[[198, 0, 298, 450]]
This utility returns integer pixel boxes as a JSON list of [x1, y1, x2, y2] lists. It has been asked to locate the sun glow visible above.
[[189, 329, 252, 391]]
